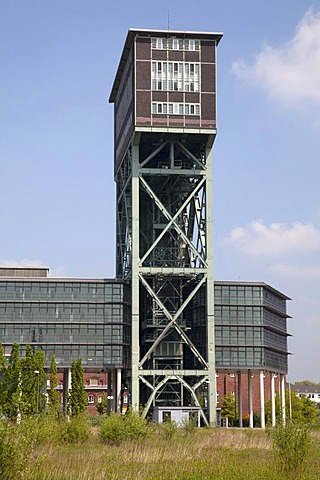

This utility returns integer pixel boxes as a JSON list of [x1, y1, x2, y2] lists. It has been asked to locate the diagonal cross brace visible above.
[[139, 176, 207, 268], [138, 273, 209, 369]]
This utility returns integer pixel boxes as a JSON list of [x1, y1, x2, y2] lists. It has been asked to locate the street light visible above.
[[34, 370, 40, 415]]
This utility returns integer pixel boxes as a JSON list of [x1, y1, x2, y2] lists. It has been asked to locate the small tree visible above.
[[271, 421, 311, 478], [49, 355, 60, 417], [3, 343, 22, 421], [96, 393, 108, 415], [34, 349, 47, 414], [265, 391, 318, 425], [221, 392, 237, 426], [68, 358, 88, 417], [0, 343, 6, 413], [20, 345, 37, 415]]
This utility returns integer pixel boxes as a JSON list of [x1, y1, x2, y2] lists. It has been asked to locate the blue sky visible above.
[[0, 1, 319, 382]]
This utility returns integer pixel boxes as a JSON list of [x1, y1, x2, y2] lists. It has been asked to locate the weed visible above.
[[0, 420, 34, 480], [161, 419, 178, 439], [271, 421, 311, 479], [61, 415, 91, 444]]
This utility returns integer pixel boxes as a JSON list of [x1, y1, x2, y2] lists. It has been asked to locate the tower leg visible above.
[[248, 370, 253, 429], [260, 370, 265, 429], [271, 373, 276, 427], [238, 372, 243, 427]]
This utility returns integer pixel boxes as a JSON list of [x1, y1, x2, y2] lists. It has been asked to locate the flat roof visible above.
[[109, 28, 223, 103], [214, 281, 291, 301]]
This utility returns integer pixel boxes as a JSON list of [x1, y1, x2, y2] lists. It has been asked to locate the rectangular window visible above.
[[151, 102, 200, 116], [151, 61, 200, 93], [152, 38, 200, 52]]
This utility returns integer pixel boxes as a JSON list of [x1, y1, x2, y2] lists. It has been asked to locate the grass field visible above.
[[25, 425, 320, 480]]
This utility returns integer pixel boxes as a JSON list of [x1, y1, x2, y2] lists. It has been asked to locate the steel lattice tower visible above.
[[109, 29, 222, 426]]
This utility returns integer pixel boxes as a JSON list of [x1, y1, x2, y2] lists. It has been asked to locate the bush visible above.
[[123, 408, 148, 440], [61, 415, 91, 444], [19, 415, 61, 446], [100, 412, 126, 445], [181, 414, 197, 434], [0, 420, 34, 480], [161, 420, 177, 439], [271, 421, 311, 479], [100, 410, 147, 445]]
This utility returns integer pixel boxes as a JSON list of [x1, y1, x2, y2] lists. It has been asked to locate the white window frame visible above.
[[151, 61, 200, 93], [152, 38, 200, 51], [151, 102, 200, 116]]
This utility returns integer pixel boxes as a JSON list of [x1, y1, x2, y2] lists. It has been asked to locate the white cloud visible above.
[[269, 263, 320, 279], [225, 220, 320, 256], [0, 258, 65, 277], [232, 9, 320, 108], [0, 258, 47, 268]]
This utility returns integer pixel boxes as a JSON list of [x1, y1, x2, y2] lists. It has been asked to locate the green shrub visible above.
[[0, 420, 34, 480], [161, 419, 177, 439], [123, 408, 147, 440], [100, 412, 126, 445], [271, 421, 311, 478], [61, 415, 90, 444], [19, 415, 61, 446], [181, 414, 197, 434], [100, 410, 147, 445]]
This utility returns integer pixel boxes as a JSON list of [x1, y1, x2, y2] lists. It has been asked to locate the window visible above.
[[152, 102, 200, 116], [152, 38, 200, 51], [88, 394, 95, 404], [151, 61, 200, 92], [89, 377, 99, 386]]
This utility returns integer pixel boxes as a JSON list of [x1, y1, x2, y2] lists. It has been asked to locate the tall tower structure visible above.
[[109, 29, 222, 426]]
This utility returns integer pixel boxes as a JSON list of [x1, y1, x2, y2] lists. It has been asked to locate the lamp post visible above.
[[34, 370, 40, 415]]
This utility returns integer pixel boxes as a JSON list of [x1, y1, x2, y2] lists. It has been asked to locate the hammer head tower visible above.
[[110, 28, 222, 426]]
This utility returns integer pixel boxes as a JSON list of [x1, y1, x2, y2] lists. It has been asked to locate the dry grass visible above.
[[27, 427, 320, 480]]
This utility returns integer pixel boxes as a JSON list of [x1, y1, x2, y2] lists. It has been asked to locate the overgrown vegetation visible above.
[[0, 415, 319, 480], [265, 391, 318, 425], [270, 421, 312, 479], [100, 408, 148, 444], [0, 348, 318, 479]]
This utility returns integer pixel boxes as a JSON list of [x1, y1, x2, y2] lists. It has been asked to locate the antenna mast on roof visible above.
[[167, 10, 170, 31]]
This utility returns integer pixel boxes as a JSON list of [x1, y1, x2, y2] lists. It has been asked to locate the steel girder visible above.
[[116, 132, 217, 426]]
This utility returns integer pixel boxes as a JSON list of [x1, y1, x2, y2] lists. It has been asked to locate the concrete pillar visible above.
[[116, 368, 122, 413], [260, 370, 265, 429], [248, 370, 253, 429], [238, 372, 243, 427], [107, 369, 112, 415], [270, 373, 276, 427], [280, 374, 286, 424], [62, 368, 71, 416]]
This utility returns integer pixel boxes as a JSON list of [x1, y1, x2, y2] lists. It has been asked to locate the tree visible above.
[[221, 392, 237, 426], [96, 393, 108, 415], [20, 345, 37, 415], [294, 380, 320, 387], [49, 355, 60, 417], [34, 349, 47, 414], [2, 343, 22, 421], [68, 358, 88, 417], [0, 343, 6, 413], [265, 391, 318, 425]]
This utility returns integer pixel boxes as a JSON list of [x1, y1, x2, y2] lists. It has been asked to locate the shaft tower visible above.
[[110, 29, 222, 426]]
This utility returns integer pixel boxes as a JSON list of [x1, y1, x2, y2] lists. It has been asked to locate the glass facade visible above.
[[213, 283, 289, 373], [0, 277, 290, 374], [0, 279, 131, 368], [186, 282, 290, 373]]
